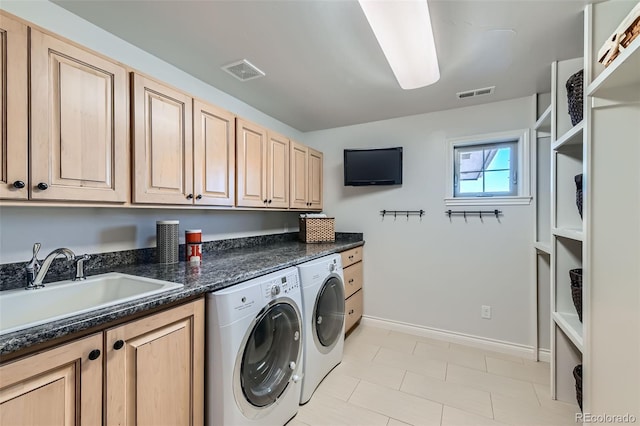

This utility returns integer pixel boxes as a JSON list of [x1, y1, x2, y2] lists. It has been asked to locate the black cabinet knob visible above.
[[13, 180, 25, 189], [88, 349, 101, 360], [196, 194, 202, 200], [263, 199, 268, 203], [37, 182, 48, 190], [268, 199, 272, 204], [186, 193, 193, 200], [113, 340, 125, 350]]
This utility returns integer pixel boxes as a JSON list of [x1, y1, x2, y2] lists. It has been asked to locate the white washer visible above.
[[297, 254, 345, 404], [206, 267, 303, 426]]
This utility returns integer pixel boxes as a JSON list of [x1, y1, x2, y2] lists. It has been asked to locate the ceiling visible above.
[[53, 0, 589, 132]]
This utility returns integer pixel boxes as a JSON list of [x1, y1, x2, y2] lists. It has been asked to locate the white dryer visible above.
[[297, 254, 345, 404], [206, 267, 303, 426]]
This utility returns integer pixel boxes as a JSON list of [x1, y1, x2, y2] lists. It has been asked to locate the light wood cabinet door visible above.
[[0, 13, 28, 200], [343, 260, 363, 299], [345, 289, 363, 333], [266, 131, 290, 208], [289, 140, 308, 209], [105, 299, 204, 426], [0, 333, 103, 425], [132, 73, 193, 204], [236, 118, 268, 207], [193, 100, 235, 206], [289, 141, 323, 210], [308, 147, 323, 210], [30, 29, 128, 202]]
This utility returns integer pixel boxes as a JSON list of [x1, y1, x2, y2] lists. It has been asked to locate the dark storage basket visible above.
[[575, 174, 583, 219], [569, 268, 583, 322], [573, 364, 583, 410], [566, 70, 584, 126]]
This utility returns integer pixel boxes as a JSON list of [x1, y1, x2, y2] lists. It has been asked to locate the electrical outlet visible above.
[[481, 305, 491, 319]]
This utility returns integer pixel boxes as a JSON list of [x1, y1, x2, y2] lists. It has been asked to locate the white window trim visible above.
[[445, 129, 532, 206]]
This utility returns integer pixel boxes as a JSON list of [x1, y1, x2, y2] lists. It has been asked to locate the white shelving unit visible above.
[[533, 92, 552, 360], [583, 1, 640, 416], [549, 56, 585, 405]]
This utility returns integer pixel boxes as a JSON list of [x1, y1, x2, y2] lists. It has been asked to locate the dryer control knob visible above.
[[292, 374, 301, 383], [289, 361, 296, 371], [271, 285, 281, 297], [329, 263, 335, 272]]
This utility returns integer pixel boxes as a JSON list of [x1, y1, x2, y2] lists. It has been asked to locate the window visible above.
[[454, 141, 517, 197], [446, 129, 531, 206]]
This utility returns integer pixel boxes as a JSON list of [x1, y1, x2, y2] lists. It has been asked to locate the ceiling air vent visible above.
[[456, 86, 495, 100], [222, 59, 265, 82]]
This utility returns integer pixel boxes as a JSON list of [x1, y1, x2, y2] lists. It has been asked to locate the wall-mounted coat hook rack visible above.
[[380, 209, 425, 219], [445, 209, 502, 219]]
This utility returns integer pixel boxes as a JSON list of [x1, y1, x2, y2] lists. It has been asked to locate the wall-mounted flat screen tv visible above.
[[344, 147, 403, 186]]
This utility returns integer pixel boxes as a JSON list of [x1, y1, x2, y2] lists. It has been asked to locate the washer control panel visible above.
[[261, 270, 300, 300]]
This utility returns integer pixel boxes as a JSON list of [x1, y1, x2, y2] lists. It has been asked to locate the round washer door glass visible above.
[[241, 302, 301, 407], [315, 277, 345, 347]]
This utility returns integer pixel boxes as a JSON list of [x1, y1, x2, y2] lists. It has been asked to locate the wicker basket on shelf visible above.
[[299, 217, 335, 243], [566, 70, 583, 126], [569, 268, 583, 322], [598, 3, 640, 67], [574, 364, 583, 411]]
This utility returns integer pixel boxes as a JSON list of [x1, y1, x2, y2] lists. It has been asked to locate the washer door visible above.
[[313, 276, 345, 352], [240, 301, 301, 409]]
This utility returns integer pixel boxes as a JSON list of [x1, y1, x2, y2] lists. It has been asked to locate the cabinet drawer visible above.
[[340, 246, 363, 268], [344, 289, 363, 333], [343, 261, 363, 299]]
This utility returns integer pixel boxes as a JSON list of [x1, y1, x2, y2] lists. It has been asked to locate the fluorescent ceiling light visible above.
[[359, 0, 440, 90]]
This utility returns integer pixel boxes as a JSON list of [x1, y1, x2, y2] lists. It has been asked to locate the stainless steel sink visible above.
[[0, 273, 183, 335]]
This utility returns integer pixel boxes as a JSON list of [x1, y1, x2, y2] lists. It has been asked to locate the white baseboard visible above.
[[361, 315, 549, 362], [538, 348, 551, 363]]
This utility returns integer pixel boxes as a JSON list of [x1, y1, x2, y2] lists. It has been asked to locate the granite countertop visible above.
[[0, 236, 364, 357]]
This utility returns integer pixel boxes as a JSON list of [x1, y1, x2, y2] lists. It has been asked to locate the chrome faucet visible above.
[[25, 243, 42, 289], [73, 254, 91, 281], [30, 247, 76, 288]]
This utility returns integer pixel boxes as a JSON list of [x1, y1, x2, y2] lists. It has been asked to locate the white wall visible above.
[[0, 207, 300, 264], [304, 97, 535, 346], [0, 1, 303, 264]]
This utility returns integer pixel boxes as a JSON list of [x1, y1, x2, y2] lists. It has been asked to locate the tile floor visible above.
[[288, 324, 580, 426]]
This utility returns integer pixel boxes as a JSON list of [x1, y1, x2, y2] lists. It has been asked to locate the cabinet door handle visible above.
[[196, 194, 202, 200], [113, 340, 125, 350], [13, 180, 25, 189], [348, 278, 354, 284], [37, 182, 48, 190], [268, 199, 272, 204], [348, 255, 354, 260], [348, 309, 355, 315], [186, 193, 193, 200], [263, 199, 268, 204], [88, 349, 101, 360]]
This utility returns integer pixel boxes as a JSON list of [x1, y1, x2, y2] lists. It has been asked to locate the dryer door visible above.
[[239, 301, 301, 408], [313, 276, 345, 352]]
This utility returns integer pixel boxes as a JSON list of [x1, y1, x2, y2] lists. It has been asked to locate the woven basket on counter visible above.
[[299, 217, 335, 243]]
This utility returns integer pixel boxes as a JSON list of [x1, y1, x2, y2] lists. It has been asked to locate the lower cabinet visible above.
[[0, 333, 103, 425], [0, 298, 204, 425], [106, 298, 204, 425], [341, 246, 364, 333]]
